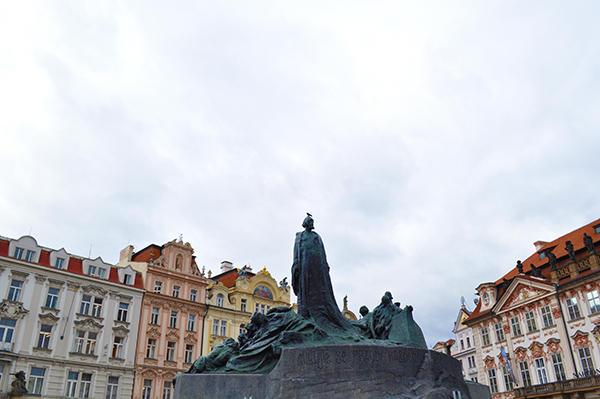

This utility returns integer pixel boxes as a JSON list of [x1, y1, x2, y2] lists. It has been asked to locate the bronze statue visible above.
[[516, 260, 523, 274], [292, 213, 353, 332]]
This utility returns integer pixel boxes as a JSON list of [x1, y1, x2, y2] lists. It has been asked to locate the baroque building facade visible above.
[[203, 262, 290, 355], [465, 218, 600, 399], [0, 234, 144, 398], [432, 299, 480, 383], [118, 238, 209, 399]]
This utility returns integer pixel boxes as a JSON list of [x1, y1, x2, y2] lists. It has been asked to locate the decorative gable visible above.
[[494, 277, 554, 313]]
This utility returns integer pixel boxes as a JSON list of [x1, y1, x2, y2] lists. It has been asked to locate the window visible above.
[[467, 355, 475, 369], [460, 339, 464, 350], [166, 342, 176, 361], [25, 250, 35, 262], [188, 315, 195, 331], [488, 369, 498, 394], [535, 358, 548, 384], [481, 327, 490, 346], [220, 320, 227, 336], [579, 347, 594, 375], [241, 298, 247, 312], [172, 286, 180, 298], [28, 367, 45, 395], [66, 372, 78, 396], [151, 307, 160, 324], [495, 322, 505, 342], [80, 373, 92, 398], [163, 381, 173, 399], [142, 379, 153, 399], [0, 318, 16, 343], [466, 337, 470, 348], [502, 366, 514, 391], [566, 297, 581, 320], [511, 316, 522, 336], [525, 311, 537, 333], [170, 311, 178, 328], [595, 224, 600, 235], [117, 303, 129, 322], [185, 344, 194, 363], [112, 336, 123, 358], [212, 319, 219, 335], [0, 364, 4, 385], [106, 376, 119, 399], [551, 353, 566, 381], [55, 257, 65, 269], [216, 294, 224, 307], [587, 290, 600, 314], [7, 280, 23, 302], [123, 274, 131, 285], [541, 305, 554, 328], [88, 265, 106, 278], [37, 324, 52, 349], [45, 288, 59, 308], [13, 247, 24, 260], [519, 361, 532, 387], [73, 330, 97, 355], [147, 338, 156, 359], [190, 289, 197, 302], [81, 295, 103, 317], [154, 281, 162, 294], [261, 304, 266, 314]]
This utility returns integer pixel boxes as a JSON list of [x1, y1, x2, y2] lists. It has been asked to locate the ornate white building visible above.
[[0, 235, 144, 398], [465, 218, 600, 399]]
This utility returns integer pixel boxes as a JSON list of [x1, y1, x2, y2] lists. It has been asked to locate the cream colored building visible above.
[[0, 235, 144, 399], [202, 262, 290, 355]]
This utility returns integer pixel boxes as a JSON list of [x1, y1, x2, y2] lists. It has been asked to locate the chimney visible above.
[[220, 260, 233, 273], [120, 245, 134, 262]]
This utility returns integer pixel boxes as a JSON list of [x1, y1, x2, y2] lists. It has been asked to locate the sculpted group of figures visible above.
[[183, 215, 426, 376]]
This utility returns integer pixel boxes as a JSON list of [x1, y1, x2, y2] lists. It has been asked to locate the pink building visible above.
[[119, 238, 208, 399]]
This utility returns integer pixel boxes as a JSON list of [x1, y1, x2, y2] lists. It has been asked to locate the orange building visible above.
[[118, 238, 209, 399]]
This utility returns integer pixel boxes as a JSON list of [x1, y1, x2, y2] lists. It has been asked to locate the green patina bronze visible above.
[[180, 214, 426, 376]]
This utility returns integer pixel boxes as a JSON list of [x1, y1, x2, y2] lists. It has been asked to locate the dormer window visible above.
[[483, 293, 490, 304], [88, 266, 106, 279], [25, 250, 35, 262], [539, 251, 546, 260], [216, 294, 224, 307], [55, 258, 65, 269], [123, 274, 132, 285], [13, 248, 24, 260], [595, 224, 600, 235]]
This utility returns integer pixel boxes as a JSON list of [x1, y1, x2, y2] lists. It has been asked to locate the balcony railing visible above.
[[514, 375, 600, 398], [0, 342, 13, 352]]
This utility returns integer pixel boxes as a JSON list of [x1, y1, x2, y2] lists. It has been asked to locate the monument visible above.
[[174, 214, 472, 398]]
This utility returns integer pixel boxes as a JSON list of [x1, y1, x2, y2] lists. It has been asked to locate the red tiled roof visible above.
[[131, 244, 163, 262], [39, 250, 51, 267], [0, 239, 8, 257], [212, 268, 256, 288], [466, 218, 600, 323]]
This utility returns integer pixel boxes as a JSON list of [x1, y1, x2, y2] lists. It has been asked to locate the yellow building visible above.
[[202, 262, 290, 355]]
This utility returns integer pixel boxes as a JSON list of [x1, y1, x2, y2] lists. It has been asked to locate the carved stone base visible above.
[[174, 344, 477, 399]]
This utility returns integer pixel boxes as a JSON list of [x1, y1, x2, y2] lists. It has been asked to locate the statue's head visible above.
[[384, 291, 393, 300], [359, 305, 369, 316], [381, 295, 391, 305], [302, 214, 314, 231], [251, 312, 267, 326], [224, 338, 239, 349]]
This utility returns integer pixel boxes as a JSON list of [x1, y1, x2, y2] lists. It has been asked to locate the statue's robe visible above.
[[292, 230, 353, 333]]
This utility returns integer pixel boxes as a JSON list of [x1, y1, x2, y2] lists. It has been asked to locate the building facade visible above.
[[0, 235, 144, 398], [203, 263, 290, 355], [451, 303, 480, 383], [465, 218, 600, 399], [118, 238, 209, 399]]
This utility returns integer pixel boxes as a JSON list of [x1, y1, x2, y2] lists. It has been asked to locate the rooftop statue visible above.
[[179, 215, 426, 378]]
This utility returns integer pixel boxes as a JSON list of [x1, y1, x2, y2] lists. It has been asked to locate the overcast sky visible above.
[[1, 2, 600, 346]]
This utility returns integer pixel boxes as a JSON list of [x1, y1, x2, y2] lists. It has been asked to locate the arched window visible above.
[[216, 294, 224, 307]]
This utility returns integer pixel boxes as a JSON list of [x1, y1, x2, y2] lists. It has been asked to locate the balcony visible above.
[[0, 342, 13, 352], [514, 375, 600, 398]]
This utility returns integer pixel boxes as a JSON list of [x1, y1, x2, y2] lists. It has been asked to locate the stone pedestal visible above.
[[174, 344, 472, 399]]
